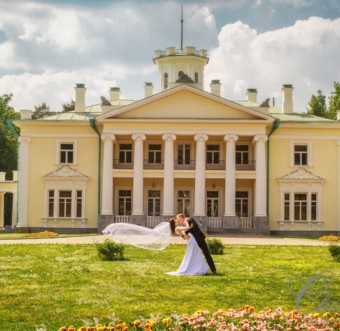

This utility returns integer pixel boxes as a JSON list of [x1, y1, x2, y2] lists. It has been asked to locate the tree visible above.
[[62, 100, 75, 112], [328, 82, 340, 120], [0, 94, 20, 226], [0, 94, 20, 179], [307, 82, 340, 120], [32, 102, 51, 119], [307, 90, 327, 118]]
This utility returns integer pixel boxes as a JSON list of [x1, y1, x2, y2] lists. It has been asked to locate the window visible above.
[[118, 190, 131, 215], [294, 193, 307, 220], [294, 145, 308, 165], [284, 193, 290, 220], [235, 191, 248, 217], [311, 193, 317, 221], [59, 191, 72, 217], [207, 145, 220, 164], [195, 72, 198, 83], [164, 73, 168, 89], [119, 144, 132, 163], [47, 189, 84, 219], [207, 191, 219, 217], [48, 190, 54, 217], [283, 192, 319, 221], [178, 144, 191, 165], [177, 190, 191, 216], [60, 143, 74, 164], [148, 144, 162, 164], [236, 145, 249, 164], [147, 190, 161, 216], [76, 190, 83, 218]]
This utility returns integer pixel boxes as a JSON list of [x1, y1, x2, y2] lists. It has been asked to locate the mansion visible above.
[[1, 44, 340, 236]]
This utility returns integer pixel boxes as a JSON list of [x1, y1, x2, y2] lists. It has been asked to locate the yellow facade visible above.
[[1, 44, 339, 237]]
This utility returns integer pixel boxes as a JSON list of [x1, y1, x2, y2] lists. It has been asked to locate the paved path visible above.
[[0, 234, 332, 246]]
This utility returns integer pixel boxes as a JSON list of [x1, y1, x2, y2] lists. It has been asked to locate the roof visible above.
[[37, 97, 138, 121], [270, 113, 335, 122]]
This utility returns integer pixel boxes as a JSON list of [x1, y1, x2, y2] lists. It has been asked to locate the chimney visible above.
[[210, 80, 221, 97], [20, 109, 32, 120], [246, 88, 258, 103], [75, 83, 86, 112], [144, 82, 154, 98], [110, 87, 121, 102], [282, 84, 293, 113]]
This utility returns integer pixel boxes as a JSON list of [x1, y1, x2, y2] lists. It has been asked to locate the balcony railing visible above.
[[113, 159, 133, 169], [113, 159, 256, 171], [206, 161, 225, 170], [174, 160, 195, 170], [144, 159, 164, 170], [236, 161, 256, 171]]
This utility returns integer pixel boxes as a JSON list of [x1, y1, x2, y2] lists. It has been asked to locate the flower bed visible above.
[[56, 306, 340, 331]]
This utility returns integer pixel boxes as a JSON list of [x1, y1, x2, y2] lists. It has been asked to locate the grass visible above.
[[0, 243, 339, 331]]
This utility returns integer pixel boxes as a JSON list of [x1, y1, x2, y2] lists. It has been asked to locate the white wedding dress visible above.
[[166, 234, 209, 276], [102, 221, 172, 251]]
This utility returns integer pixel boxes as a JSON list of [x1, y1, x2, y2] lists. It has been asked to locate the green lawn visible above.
[[0, 243, 338, 331]]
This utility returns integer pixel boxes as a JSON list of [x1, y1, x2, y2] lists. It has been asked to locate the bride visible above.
[[102, 219, 209, 275], [165, 219, 209, 276]]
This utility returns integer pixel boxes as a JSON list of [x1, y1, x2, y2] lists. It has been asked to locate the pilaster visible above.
[[16, 136, 31, 228], [101, 133, 116, 216]]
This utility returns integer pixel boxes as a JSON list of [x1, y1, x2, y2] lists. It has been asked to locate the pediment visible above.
[[44, 165, 89, 179], [278, 168, 324, 182], [96, 85, 273, 122]]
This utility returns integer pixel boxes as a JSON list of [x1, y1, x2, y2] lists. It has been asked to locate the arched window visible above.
[[195, 72, 199, 83], [164, 73, 168, 89]]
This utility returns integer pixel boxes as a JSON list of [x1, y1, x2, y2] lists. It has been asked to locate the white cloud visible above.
[[205, 16, 340, 111], [0, 1, 339, 114]]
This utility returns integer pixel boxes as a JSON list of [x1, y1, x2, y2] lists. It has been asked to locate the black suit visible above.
[[185, 217, 216, 273]]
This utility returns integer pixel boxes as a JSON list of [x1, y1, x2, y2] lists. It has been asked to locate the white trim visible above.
[[22, 133, 97, 138], [271, 135, 340, 140], [290, 141, 312, 168], [56, 139, 78, 165]]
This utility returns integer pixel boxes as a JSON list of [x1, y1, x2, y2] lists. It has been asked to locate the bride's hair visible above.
[[168, 218, 176, 235]]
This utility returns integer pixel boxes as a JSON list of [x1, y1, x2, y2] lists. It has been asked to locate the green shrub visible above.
[[328, 244, 340, 262], [207, 238, 224, 255], [97, 239, 126, 261]]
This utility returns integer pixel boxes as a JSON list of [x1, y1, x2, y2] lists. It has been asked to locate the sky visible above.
[[0, 0, 339, 113]]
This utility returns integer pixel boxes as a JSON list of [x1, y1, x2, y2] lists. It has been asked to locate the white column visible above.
[[11, 192, 17, 228], [162, 133, 176, 215], [0, 192, 4, 228], [17, 136, 31, 227], [132, 134, 146, 215], [194, 134, 208, 216], [224, 135, 238, 216], [253, 135, 268, 217], [337, 141, 340, 230], [101, 133, 115, 215]]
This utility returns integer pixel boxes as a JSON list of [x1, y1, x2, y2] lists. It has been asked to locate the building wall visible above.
[[269, 125, 340, 233], [19, 121, 99, 231]]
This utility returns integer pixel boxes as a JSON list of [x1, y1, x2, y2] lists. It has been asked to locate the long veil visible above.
[[102, 222, 172, 250]]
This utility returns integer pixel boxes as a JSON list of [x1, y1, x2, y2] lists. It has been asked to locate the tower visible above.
[[153, 5, 209, 92]]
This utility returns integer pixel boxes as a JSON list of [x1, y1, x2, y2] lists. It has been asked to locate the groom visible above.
[[175, 214, 216, 274]]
